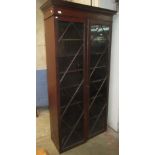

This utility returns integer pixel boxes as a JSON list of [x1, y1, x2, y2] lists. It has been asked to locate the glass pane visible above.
[[89, 24, 110, 137], [56, 20, 84, 150]]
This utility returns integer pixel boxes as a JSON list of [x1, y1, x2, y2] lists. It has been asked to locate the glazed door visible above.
[[55, 17, 85, 150], [88, 21, 111, 137]]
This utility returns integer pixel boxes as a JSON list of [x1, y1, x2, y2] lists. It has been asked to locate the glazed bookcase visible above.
[[41, 0, 116, 153]]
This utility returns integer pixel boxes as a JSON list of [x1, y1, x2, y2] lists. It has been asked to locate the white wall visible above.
[[36, 0, 47, 70], [99, 0, 116, 10], [108, 14, 119, 132], [99, 0, 119, 132]]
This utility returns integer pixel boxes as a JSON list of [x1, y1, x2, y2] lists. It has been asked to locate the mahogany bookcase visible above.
[[41, 0, 116, 152]]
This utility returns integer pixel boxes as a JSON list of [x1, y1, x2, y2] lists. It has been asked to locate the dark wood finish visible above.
[[44, 16, 60, 151], [41, 1, 116, 153], [41, 0, 116, 15], [42, 6, 113, 21]]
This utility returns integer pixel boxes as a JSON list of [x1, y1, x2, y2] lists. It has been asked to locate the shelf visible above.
[[92, 38, 106, 41], [90, 66, 106, 70], [62, 120, 82, 138], [59, 69, 83, 74], [61, 100, 83, 109], [91, 52, 105, 55], [89, 115, 98, 120], [90, 78, 105, 84], [57, 54, 83, 58], [90, 94, 103, 100], [61, 39, 83, 41], [60, 83, 80, 90]]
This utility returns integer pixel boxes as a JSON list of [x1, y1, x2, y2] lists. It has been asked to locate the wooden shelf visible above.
[[57, 54, 83, 58], [90, 65, 106, 70], [90, 78, 105, 83], [90, 94, 103, 100], [59, 69, 83, 74], [60, 83, 80, 90], [61, 39, 83, 41], [91, 52, 106, 55], [61, 100, 83, 109]]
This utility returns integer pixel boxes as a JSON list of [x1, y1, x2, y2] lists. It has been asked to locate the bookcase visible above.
[[41, 0, 116, 152]]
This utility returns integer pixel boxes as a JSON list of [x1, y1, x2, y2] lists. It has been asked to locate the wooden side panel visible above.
[[44, 16, 60, 151]]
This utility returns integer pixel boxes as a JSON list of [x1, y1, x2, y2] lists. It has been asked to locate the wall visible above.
[[66, 0, 91, 5], [36, 0, 48, 107], [108, 14, 119, 132], [99, 0, 116, 10], [66, 0, 99, 6], [36, 0, 47, 69]]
